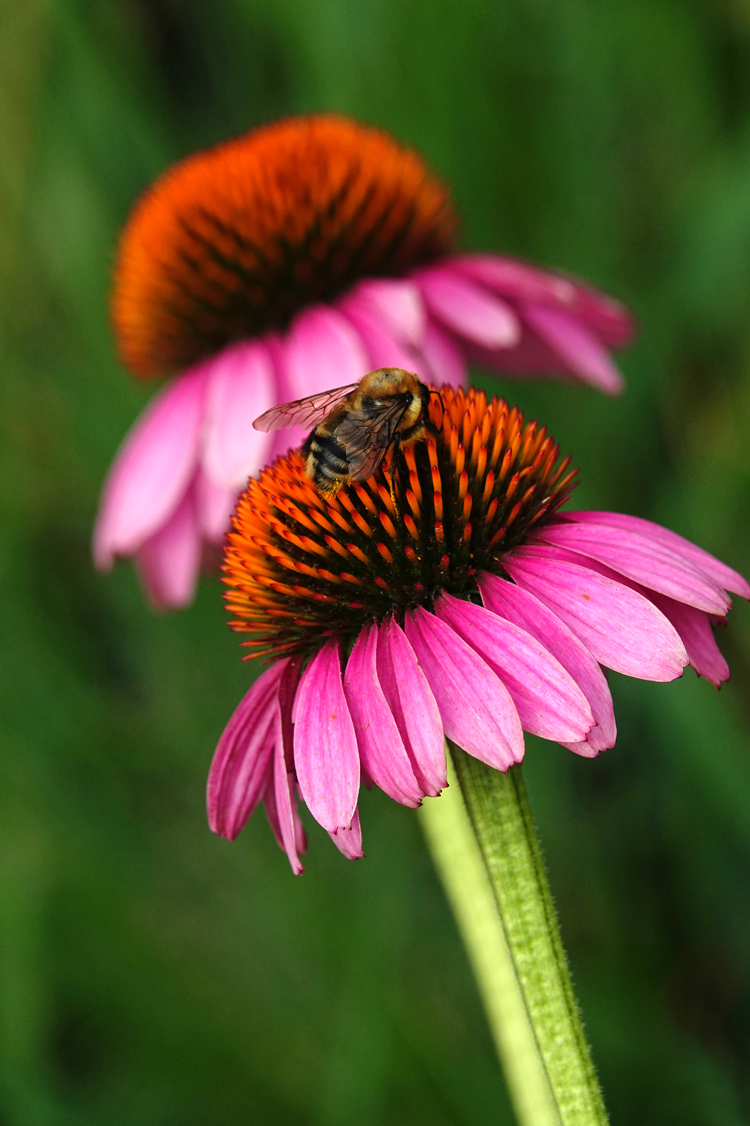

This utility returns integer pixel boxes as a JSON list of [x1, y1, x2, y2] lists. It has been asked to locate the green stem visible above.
[[419, 744, 608, 1126]]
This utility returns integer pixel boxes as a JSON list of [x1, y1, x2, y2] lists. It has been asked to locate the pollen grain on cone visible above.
[[113, 115, 456, 377]]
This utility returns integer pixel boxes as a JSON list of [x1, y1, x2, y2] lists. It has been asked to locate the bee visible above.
[[253, 368, 437, 499]]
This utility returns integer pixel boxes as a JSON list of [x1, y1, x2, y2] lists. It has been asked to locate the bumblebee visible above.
[[253, 368, 435, 498]]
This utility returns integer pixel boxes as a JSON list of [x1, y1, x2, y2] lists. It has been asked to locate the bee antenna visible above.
[[428, 388, 446, 412]]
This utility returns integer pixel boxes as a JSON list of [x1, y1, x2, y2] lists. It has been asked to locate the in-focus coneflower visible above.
[[209, 385, 747, 872], [94, 115, 635, 607]]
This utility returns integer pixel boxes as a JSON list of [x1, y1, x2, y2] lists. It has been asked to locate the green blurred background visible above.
[[2, 0, 750, 1122]]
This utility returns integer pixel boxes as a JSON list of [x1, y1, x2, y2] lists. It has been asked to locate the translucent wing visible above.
[[252, 384, 357, 433], [336, 396, 413, 482]]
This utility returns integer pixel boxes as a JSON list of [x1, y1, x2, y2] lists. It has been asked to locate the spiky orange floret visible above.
[[113, 115, 456, 377], [223, 386, 577, 661]]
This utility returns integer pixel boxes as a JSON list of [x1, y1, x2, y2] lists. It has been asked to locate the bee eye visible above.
[[405, 391, 413, 404]]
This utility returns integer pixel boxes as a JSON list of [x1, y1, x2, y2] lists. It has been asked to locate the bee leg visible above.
[[389, 472, 400, 519]]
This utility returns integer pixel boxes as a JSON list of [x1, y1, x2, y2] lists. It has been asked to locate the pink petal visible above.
[[435, 592, 594, 743], [283, 305, 369, 401], [532, 523, 730, 615], [557, 512, 750, 600], [269, 734, 304, 873], [328, 808, 364, 860], [466, 325, 571, 380], [477, 572, 616, 756], [520, 303, 624, 394], [264, 325, 336, 457], [418, 319, 468, 386], [258, 331, 314, 456], [267, 422, 309, 465], [343, 623, 424, 807], [207, 661, 284, 839], [453, 254, 579, 306], [264, 776, 307, 874], [349, 278, 425, 344], [569, 286, 636, 349], [452, 255, 635, 348], [135, 482, 201, 609], [292, 639, 360, 832], [376, 617, 446, 794], [339, 294, 426, 376], [649, 593, 730, 688], [416, 268, 521, 349], [202, 341, 276, 489], [271, 660, 305, 874], [404, 607, 524, 770], [503, 550, 688, 681], [195, 469, 237, 544], [93, 366, 208, 567]]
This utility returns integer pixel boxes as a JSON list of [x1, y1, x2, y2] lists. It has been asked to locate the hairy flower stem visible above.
[[419, 744, 608, 1126]]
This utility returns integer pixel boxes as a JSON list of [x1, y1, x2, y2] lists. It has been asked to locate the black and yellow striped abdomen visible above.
[[302, 428, 350, 497]]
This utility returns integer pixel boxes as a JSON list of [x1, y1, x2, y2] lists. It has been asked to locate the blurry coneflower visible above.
[[209, 385, 747, 873], [94, 115, 635, 608]]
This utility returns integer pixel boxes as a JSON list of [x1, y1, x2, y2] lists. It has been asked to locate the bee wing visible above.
[[252, 384, 358, 432], [336, 397, 412, 483]]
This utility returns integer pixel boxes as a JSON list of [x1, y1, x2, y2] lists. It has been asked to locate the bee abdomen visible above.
[[306, 430, 349, 492]]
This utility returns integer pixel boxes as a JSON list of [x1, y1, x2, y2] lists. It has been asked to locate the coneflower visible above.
[[94, 115, 635, 608], [209, 384, 746, 872]]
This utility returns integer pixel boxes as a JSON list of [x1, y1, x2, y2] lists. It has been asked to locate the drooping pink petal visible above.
[[556, 512, 750, 599], [202, 341, 276, 489], [404, 607, 524, 770], [292, 789, 307, 855], [267, 421, 309, 466], [259, 331, 302, 422], [263, 776, 307, 874], [452, 254, 580, 307], [264, 661, 309, 872], [530, 523, 730, 615], [195, 469, 237, 544], [283, 305, 369, 401], [135, 483, 201, 609], [649, 593, 730, 688], [349, 278, 425, 344], [375, 617, 446, 795], [435, 592, 594, 743], [328, 808, 364, 860], [340, 294, 425, 376], [207, 661, 285, 840], [477, 572, 616, 755], [567, 285, 636, 349], [503, 550, 688, 681], [416, 268, 521, 349], [292, 638, 360, 832], [271, 660, 305, 874], [263, 330, 338, 469], [264, 781, 282, 851], [418, 319, 467, 386], [270, 729, 301, 878], [343, 623, 424, 807], [93, 366, 208, 568], [520, 303, 624, 394], [451, 255, 635, 348], [466, 324, 571, 380], [519, 538, 729, 692]]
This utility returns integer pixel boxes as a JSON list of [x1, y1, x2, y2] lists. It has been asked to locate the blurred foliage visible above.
[[2, 0, 750, 1122]]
